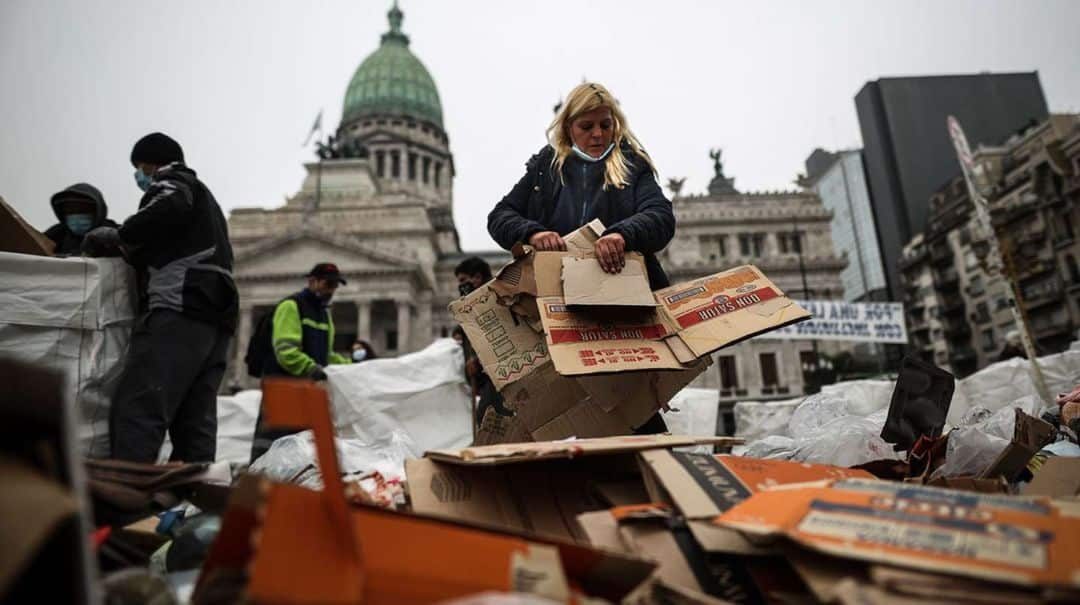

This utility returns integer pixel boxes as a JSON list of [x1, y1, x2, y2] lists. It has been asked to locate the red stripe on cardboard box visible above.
[[548, 324, 669, 344], [675, 287, 780, 329]]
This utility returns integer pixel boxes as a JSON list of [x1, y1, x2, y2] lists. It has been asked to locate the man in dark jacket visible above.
[[44, 183, 118, 255], [249, 263, 352, 462], [84, 132, 237, 463]]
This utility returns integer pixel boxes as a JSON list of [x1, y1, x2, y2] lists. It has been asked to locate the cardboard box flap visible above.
[[979, 409, 1056, 481], [639, 450, 874, 520], [653, 265, 811, 359], [716, 478, 1080, 589], [562, 256, 656, 307], [427, 435, 738, 466], [564, 218, 605, 254]]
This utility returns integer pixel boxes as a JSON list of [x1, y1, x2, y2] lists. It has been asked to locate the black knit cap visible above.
[[130, 132, 184, 167]]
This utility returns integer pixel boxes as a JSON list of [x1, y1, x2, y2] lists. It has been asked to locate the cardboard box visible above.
[[407, 435, 739, 543], [716, 478, 1080, 590], [638, 451, 874, 555], [450, 220, 807, 444], [979, 409, 1056, 481], [205, 379, 659, 605], [1023, 457, 1080, 499]]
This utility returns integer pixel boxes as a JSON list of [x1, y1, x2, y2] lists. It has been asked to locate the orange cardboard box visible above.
[[715, 478, 1080, 590]]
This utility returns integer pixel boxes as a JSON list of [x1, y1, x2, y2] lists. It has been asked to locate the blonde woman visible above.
[[487, 82, 675, 289]]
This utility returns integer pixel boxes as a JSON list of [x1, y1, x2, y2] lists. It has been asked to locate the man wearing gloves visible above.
[[83, 132, 237, 463], [249, 263, 352, 462], [44, 182, 117, 256]]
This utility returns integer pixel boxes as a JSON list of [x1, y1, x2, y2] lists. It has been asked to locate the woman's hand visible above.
[[594, 233, 626, 274], [529, 231, 567, 251]]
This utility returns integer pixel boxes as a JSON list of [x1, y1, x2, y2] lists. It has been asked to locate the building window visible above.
[[738, 233, 764, 256], [386, 330, 398, 351], [717, 235, 727, 257], [974, 302, 990, 324], [995, 296, 1009, 311], [981, 328, 995, 351], [423, 156, 432, 184], [718, 355, 738, 396], [434, 162, 443, 189], [778, 232, 802, 254], [390, 151, 400, 178], [759, 353, 779, 394], [440, 326, 449, 338], [1067, 255, 1080, 283], [375, 151, 385, 177], [408, 152, 418, 181]]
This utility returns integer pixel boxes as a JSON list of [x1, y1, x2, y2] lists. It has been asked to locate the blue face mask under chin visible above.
[[571, 142, 614, 163], [65, 214, 94, 236], [134, 169, 153, 192], [352, 348, 368, 362]]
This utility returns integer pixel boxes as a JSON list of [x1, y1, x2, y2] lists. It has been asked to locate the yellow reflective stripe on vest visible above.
[[300, 317, 330, 331]]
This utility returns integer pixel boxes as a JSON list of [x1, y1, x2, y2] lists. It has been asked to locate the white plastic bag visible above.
[[742, 435, 797, 460], [734, 397, 801, 441]]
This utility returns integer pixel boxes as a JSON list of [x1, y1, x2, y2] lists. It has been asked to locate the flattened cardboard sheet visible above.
[[428, 435, 739, 466], [716, 478, 1080, 589], [0, 195, 55, 256], [1023, 457, 1080, 498], [562, 255, 656, 307]]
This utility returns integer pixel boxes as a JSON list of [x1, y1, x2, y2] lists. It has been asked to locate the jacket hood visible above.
[[50, 182, 108, 226]]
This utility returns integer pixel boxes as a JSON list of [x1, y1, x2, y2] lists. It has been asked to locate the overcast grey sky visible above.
[[2, 0, 1078, 251]]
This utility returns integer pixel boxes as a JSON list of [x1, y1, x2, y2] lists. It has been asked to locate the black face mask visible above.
[[458, 282, 476, 297]]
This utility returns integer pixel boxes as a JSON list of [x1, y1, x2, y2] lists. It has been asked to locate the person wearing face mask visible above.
[[453, 257, 513, 428], [85, 132, 238, 463], [351, 339, 377, 363], [249, 263, 352, 462], [487, 82, 675, 434], [43, 183, 118, 256]]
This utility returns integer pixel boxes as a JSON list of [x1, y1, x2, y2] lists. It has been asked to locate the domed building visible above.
[[225, 3, 505, 388]]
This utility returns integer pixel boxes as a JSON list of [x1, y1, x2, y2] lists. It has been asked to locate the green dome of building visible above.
[[342, 3, 443, 129]]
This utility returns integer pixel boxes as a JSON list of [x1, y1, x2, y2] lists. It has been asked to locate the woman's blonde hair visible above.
[[547, 82, 656, 190]]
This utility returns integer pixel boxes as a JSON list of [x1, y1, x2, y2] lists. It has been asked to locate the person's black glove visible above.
[[81, 226, 122, 257], [309, 367, 328, 381]]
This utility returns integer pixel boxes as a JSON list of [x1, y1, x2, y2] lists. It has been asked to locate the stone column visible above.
[[396, 299, 412, 354], [417, 293, 433, 348], [234, 304, 254, 386], [356, 300, 371, 344]]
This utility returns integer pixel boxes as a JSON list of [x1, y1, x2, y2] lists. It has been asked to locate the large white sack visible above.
[[215, 390, 262, 464], [0, 253, 135, 457], [733, 397, 801, 441], [663, 388, 719, 437], [325, 338, 472, 458], [818, 379, 894, 417]]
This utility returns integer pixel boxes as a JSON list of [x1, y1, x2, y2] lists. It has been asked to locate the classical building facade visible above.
[[225, 4, 506, 389], [899, 114, 1080, 376], [661, 161, 849, 409]]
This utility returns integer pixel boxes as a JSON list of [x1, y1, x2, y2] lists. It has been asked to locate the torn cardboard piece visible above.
[[979, 409, 1056, 481], [0, 195, 55, 256], [427, 435, 738, 465], [716, 478, 1080, 590], [639, 451, 874, 555], [562, 255, 656, 307]]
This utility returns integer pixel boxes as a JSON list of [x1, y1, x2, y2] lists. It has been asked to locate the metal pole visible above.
[[947, 116, 1050, 402], [794, 214, 821, 390]]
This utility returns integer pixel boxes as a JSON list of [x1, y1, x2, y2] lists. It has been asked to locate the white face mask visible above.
[[571, 142, 614, 163]]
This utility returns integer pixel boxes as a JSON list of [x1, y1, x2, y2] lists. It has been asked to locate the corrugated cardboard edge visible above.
[[427, 435, 741, 466], [0, 195, 55, 256]]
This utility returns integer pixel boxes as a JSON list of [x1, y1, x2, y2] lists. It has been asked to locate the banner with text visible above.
[[756, 300, 907, 343]]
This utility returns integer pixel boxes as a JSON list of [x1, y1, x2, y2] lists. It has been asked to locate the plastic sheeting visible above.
[[663, 388, 720, 436], [248, 430, 413, 489], [214, 390, 261, 465], [325, 338, 473, 459], [733, 397, 802, 442], [0, 253, 136, 457]]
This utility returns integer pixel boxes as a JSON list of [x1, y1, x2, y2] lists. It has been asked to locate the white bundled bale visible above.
[[0, 253, 136, 457], [733, 397, 801, 441], [215, 389, 262, 464], [662, 388, 720, 437], [325, 338, 472, 459]]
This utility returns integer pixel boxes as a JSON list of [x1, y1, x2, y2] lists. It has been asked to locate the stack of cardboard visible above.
[[451, 219, 810, 444]]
